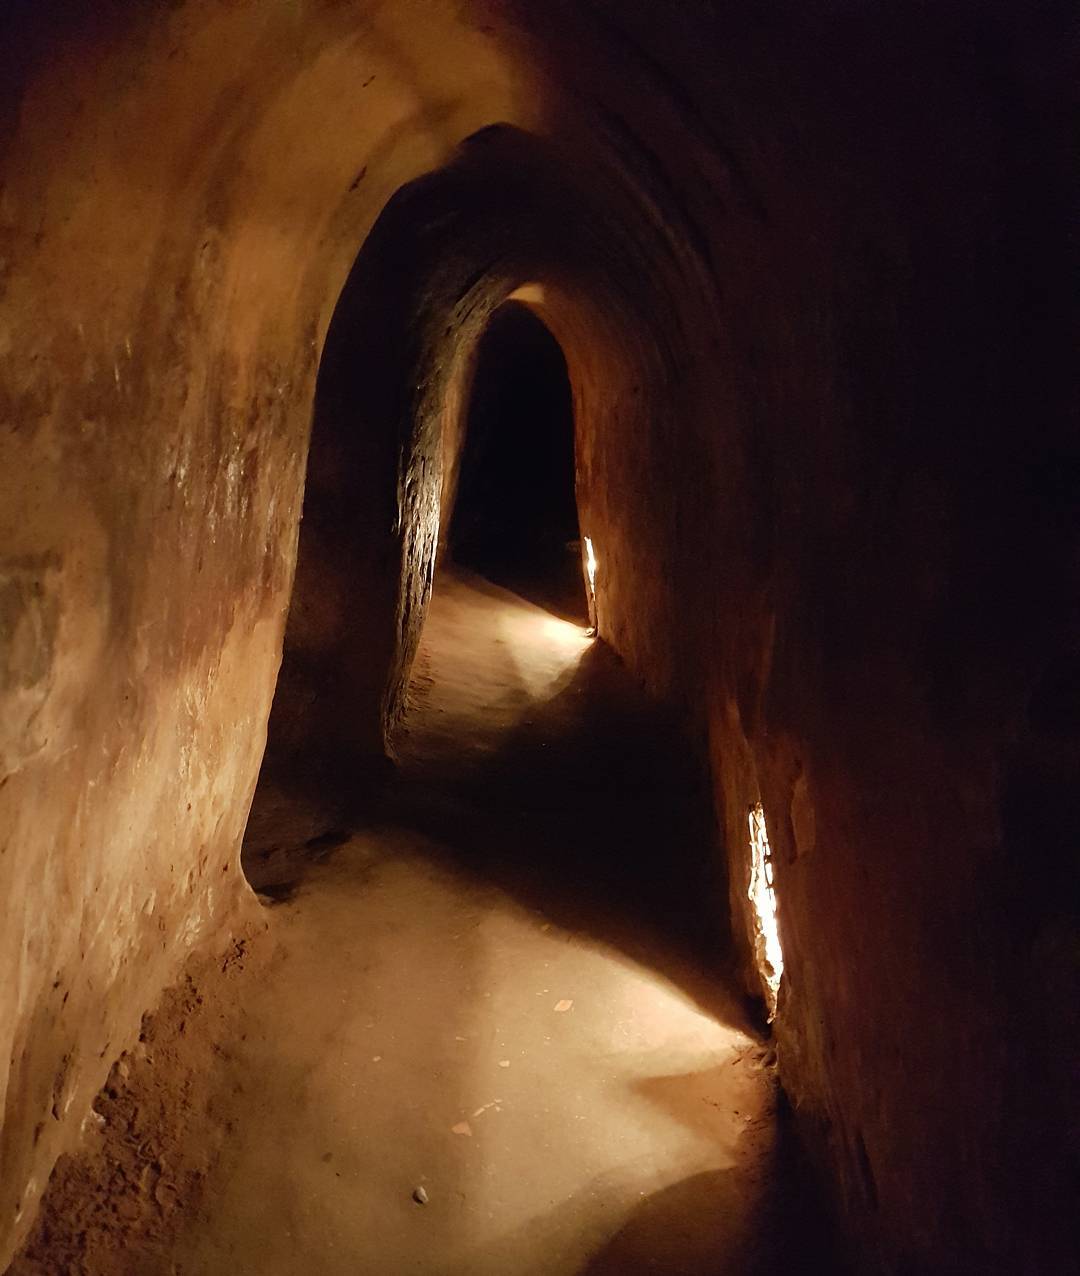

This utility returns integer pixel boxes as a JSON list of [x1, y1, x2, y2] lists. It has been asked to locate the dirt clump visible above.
[[8, 927, 269, 1276]]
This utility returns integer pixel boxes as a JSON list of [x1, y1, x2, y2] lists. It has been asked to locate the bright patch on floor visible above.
[[495, 606, 590, 700], [164, 847, 768, 1276]]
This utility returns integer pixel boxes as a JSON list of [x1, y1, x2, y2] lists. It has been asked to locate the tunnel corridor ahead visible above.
[[449, 302, 586, 623]]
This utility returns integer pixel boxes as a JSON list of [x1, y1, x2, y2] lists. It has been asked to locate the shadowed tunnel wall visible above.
[[0, 1, 1075, 1271]]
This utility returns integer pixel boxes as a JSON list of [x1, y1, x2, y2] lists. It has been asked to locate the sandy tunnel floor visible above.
[[11, 571, 818, 1276]]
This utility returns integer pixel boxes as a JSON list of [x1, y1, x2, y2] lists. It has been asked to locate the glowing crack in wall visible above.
[[748, 801, 783, 1014], [583, 535, 598, 632], [584, 536, 598, 594]]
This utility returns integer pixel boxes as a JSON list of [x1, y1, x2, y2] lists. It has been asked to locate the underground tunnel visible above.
[[0, 2, 1076, 1273], [448, 301, 585, 623]]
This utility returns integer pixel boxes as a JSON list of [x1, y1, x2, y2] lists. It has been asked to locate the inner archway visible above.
[[449, 302, 586, 623]]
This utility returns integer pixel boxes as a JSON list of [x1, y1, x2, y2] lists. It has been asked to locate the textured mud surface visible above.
[[8, 932, 270, 1276]]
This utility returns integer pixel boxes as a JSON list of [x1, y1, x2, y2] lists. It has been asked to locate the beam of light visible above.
[[748, 802, 783, 1016], [584, 535, 598, 592], [583, 535, 598, 636]]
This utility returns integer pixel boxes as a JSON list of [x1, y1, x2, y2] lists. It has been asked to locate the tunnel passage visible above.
[[448, 301, 586, 622], [1, 2, 1076, 1273], [244, 118, 692, 848]]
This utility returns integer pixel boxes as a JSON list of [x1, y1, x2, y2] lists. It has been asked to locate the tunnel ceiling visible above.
[[0, 1, 1075, 1272]]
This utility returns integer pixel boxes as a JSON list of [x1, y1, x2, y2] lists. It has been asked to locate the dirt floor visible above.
[[9, 569, 832, 1275]]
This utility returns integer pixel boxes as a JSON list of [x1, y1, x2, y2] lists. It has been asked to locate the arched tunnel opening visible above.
[[448, 301, 586, 623], [1, 4, 1075, 1274]]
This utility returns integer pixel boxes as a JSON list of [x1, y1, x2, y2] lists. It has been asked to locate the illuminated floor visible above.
[[178, 573, 796, 1273], [171, 852, 775, 1275]]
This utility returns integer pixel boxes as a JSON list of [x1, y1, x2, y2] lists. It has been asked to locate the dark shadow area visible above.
[[436, 1063, 842, 1274], [240, 180, 425, 887], [580, 1093, 846, 1274], [450, 301, 588, 623], [241, 815, 352, 903]]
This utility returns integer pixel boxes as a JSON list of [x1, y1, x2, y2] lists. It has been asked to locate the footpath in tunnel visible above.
[[10, 569, 833, 1275]]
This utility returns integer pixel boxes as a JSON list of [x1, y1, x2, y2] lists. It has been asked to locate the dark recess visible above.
[[450, 302, 587, 623]]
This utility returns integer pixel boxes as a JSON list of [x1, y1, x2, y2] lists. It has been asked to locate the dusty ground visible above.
[[9, 569, 831, 1275]]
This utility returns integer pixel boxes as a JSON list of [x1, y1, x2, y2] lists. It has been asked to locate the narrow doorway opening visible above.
[[449, 302, 587, 623]]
